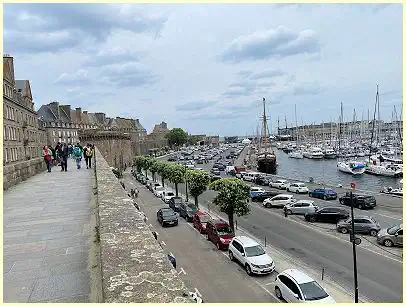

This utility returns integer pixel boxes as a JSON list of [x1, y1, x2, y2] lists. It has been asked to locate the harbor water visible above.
[[271, 146, 402, 192]]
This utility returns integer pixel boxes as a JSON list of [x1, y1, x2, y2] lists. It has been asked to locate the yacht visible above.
[[323, 148, 337, 159], [303, 147, 324, 159], [288, 150, 304, 159], [337, 160, 366, 175], [365, 161, 403, 177]]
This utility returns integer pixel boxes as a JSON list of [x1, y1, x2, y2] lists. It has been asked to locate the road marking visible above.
[[254, 280, 281, 302], [178, 267, 187, 275], [161, 240, 166, 246], [253, 204, 403, 264], [194, 288, 202, 297], [265, 282, 274, 286], [369, 211, 402, 221]]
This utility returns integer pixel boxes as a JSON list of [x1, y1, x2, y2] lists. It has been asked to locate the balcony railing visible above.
[[22, 121, 28, 129], [23, 138, 29, 146]]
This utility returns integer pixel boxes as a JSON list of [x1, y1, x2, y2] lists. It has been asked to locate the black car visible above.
[[210, 175, 222, 182], [339, 193, 377, 209], [214, 163, 226, 171], [211, 168, 221, 175], [169, 196, 183, 212], [255, 176, 270, 186], [168, 157, 177, 162], [179, 202, 198, 222], [251, 191, 280, 202], [305, 207, 350, 224], [157, 207, 179, 227], [197, 159, 204, 164]]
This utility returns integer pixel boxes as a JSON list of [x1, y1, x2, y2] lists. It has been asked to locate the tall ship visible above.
[[257, 98, 277, 174]]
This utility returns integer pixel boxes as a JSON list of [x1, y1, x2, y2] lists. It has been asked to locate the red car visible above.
[[193, 211, 212, 234], [206, 218, 234, 250]]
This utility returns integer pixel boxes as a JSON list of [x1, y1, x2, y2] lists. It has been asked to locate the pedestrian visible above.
[[72, 144, 83, 169], [54, 142, 61, 166], [49, 145, 56, 166], [84, 143, 93, 169], [58, 142, 69, 172], [42, 145, 53, 172], [168, 253, 177, 269], [135, 188, 139, 198], [68, 143, 73, 158]]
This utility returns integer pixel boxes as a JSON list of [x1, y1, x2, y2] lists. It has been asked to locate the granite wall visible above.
[[3, 157, 46, 190], [93, 147, 191, 302]]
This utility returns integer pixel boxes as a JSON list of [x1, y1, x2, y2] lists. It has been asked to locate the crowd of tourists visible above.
[[41, 142, 95, 173]]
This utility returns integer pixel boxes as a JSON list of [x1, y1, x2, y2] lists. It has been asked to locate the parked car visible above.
[[269, 179, 289, 189], [255, 176, 271, 186], [251, 191, 280, 202], [211, 168, 221, 175], [162, 190, 176, 203], [157, 207, 179, 227], [284, 200, 318, 215], [210, 175, 222, 182], [263, 194, 295, 208], [377, 224, 403, 247], [309, 188, 338, 200], [154, 186, 165, 196], [339, 193, 377, 209], [305, 207, 349, 223], [214, 163, 226, 171], [228, 236, 275, 275], [275, 269, 336, 303], [179, 202, 198, 222], [206, 219, 234, 250], [168, 196, 183, 212], [336, 216, 381, 236], [286, 182, 309, 194], [150, 182, 161, 192], [250, 186, 266, 197], [168, 157, 177, 162], [236, 171, 247, 179], [193, 211, 212, 234]]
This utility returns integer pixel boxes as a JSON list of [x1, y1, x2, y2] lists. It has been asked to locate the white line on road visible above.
[[254, 280, 281, 302], [161, 240, 166, 246], [265, 282, 275, 286], [194, 288, 202, 297], [369, 211, 402, 221], [178, 267, 187, 275]]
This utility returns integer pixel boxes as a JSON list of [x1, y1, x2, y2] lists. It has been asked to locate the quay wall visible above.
[[3, 157, 46, 190], [93, 146, 191, 303]]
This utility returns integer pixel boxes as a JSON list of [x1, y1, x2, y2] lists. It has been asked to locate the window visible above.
[[63, 131, 65, 137], [232, 241, 242, 252], [58, 131, 61, 137], [5, 148, 8, 162], [53, 130, 55, 136], [397, 230, 403, 236]]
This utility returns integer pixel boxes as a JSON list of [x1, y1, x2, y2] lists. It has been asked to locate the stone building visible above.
[[145, 121, 170, 152], [3, 55, 47, 189]]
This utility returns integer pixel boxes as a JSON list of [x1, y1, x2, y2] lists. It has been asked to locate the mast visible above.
[[277, 116, 280, 137], [294, 104, 299, 145], [262, 97, 268, 151], [339, 102, 343, 159], [368, 84, 379, 160]]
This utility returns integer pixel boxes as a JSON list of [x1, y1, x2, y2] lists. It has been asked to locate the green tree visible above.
[[143, 156, 154, 178], [186, 170, 210, 207], [149, 159, 160, 182], [157, 161, 170, 187], [167, 163, 185, 196], [134, 156, 144, 173], [165, 128, 188, 148], [209, 178, 251, 233]]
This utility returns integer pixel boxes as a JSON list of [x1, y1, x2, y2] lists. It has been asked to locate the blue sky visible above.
[[4, 4, 402, 136]]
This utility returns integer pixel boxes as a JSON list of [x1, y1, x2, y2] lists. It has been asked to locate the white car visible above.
[[270, 179, 289, 189], [263, 194, 295, 208], [251, 187, 266, 193], [186, 164, 195, 169], [275, 269, 336, 303], [286, 182, 309, 194], [236, 171, 247, 179], [154, 187, 165, 197], [284, 200, 318, 215], [228, 236, 275, 275], [162, 190, 176, 203]]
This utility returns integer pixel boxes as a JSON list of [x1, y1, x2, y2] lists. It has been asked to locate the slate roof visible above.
[[15, 80, 27, 96]]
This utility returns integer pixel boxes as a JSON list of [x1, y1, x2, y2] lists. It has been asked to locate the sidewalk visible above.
[[3, 162, 94, 302]]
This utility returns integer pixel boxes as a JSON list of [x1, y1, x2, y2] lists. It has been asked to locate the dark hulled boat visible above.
[[256, 98, 277, 174]]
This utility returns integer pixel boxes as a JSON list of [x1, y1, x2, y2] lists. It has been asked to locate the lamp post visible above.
[[184, 164, 189, 202], [350, 183, 359, 303]]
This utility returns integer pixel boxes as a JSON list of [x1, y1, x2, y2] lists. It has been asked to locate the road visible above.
[[160, 147, 403, 302], [123, 172, 278, 303]]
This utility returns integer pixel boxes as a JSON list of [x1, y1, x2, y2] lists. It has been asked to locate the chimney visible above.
[[75, 107, 82, 122], [95, 112, 106, 124]]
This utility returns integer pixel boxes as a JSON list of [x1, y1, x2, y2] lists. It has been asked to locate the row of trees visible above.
[[133, 156, 251, 232]]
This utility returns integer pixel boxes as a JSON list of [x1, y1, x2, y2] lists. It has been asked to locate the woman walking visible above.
[[72, 144, 83, 169], [42, 145, 53, 172]]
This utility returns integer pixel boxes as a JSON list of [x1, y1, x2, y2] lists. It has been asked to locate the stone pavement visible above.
[[3, 160, 94, 302]]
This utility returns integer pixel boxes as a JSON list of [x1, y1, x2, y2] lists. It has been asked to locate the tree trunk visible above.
[[162, 177, 165, 187], [194, 196, 198, 207], [145, 170, 147, 178], [228, 212, 235, 234], [175, 184, 179, 196]]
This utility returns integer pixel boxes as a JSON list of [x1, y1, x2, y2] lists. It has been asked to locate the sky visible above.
[[4, 3, 403, 136]]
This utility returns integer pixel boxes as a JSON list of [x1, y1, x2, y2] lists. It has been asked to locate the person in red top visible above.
[[42, 145, 53, 172]]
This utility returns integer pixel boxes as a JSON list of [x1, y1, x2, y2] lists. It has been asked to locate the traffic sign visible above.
[[351, 183, 356, 189]]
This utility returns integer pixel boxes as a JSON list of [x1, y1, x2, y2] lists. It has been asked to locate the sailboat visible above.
[[257, 98, 277, 174], [365, 86, 403, 177], [288, 105, 304, 159], [337, 102, 366, 175]]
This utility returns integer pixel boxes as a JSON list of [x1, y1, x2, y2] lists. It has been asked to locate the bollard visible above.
[[322, 267, 325, 280], [265, 235, 267, 247]]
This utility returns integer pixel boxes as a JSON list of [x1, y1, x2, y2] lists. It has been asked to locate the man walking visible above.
[[84, 143, 93, 169], [58, 142, 69, 172]]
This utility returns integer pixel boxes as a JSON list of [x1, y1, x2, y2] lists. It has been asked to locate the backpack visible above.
[[86, 148, 93, 157], [73, 147, 81, 157]]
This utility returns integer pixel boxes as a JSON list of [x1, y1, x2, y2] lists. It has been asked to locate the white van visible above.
[[226, 166, 235, 174], [243, 172, 260, 182]]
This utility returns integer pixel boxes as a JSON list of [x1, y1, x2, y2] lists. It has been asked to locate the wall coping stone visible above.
[[94, 147, 191, 303]]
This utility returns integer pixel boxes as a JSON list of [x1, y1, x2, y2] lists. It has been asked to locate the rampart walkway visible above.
[[3, 161, 94, 302]]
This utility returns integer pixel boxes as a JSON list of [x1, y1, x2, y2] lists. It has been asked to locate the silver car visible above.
[[336, 216, 381, 236], [377, 224, 403, 247], [284, 200, 318, 215]]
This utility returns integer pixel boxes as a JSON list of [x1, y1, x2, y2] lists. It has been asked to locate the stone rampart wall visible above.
[[3, 157, 46, 190], [93, 147, 191, 302]]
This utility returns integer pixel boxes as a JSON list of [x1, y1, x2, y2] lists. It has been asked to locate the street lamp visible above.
[[184, 164, 189, 202], [350, 183, 360, 303]]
